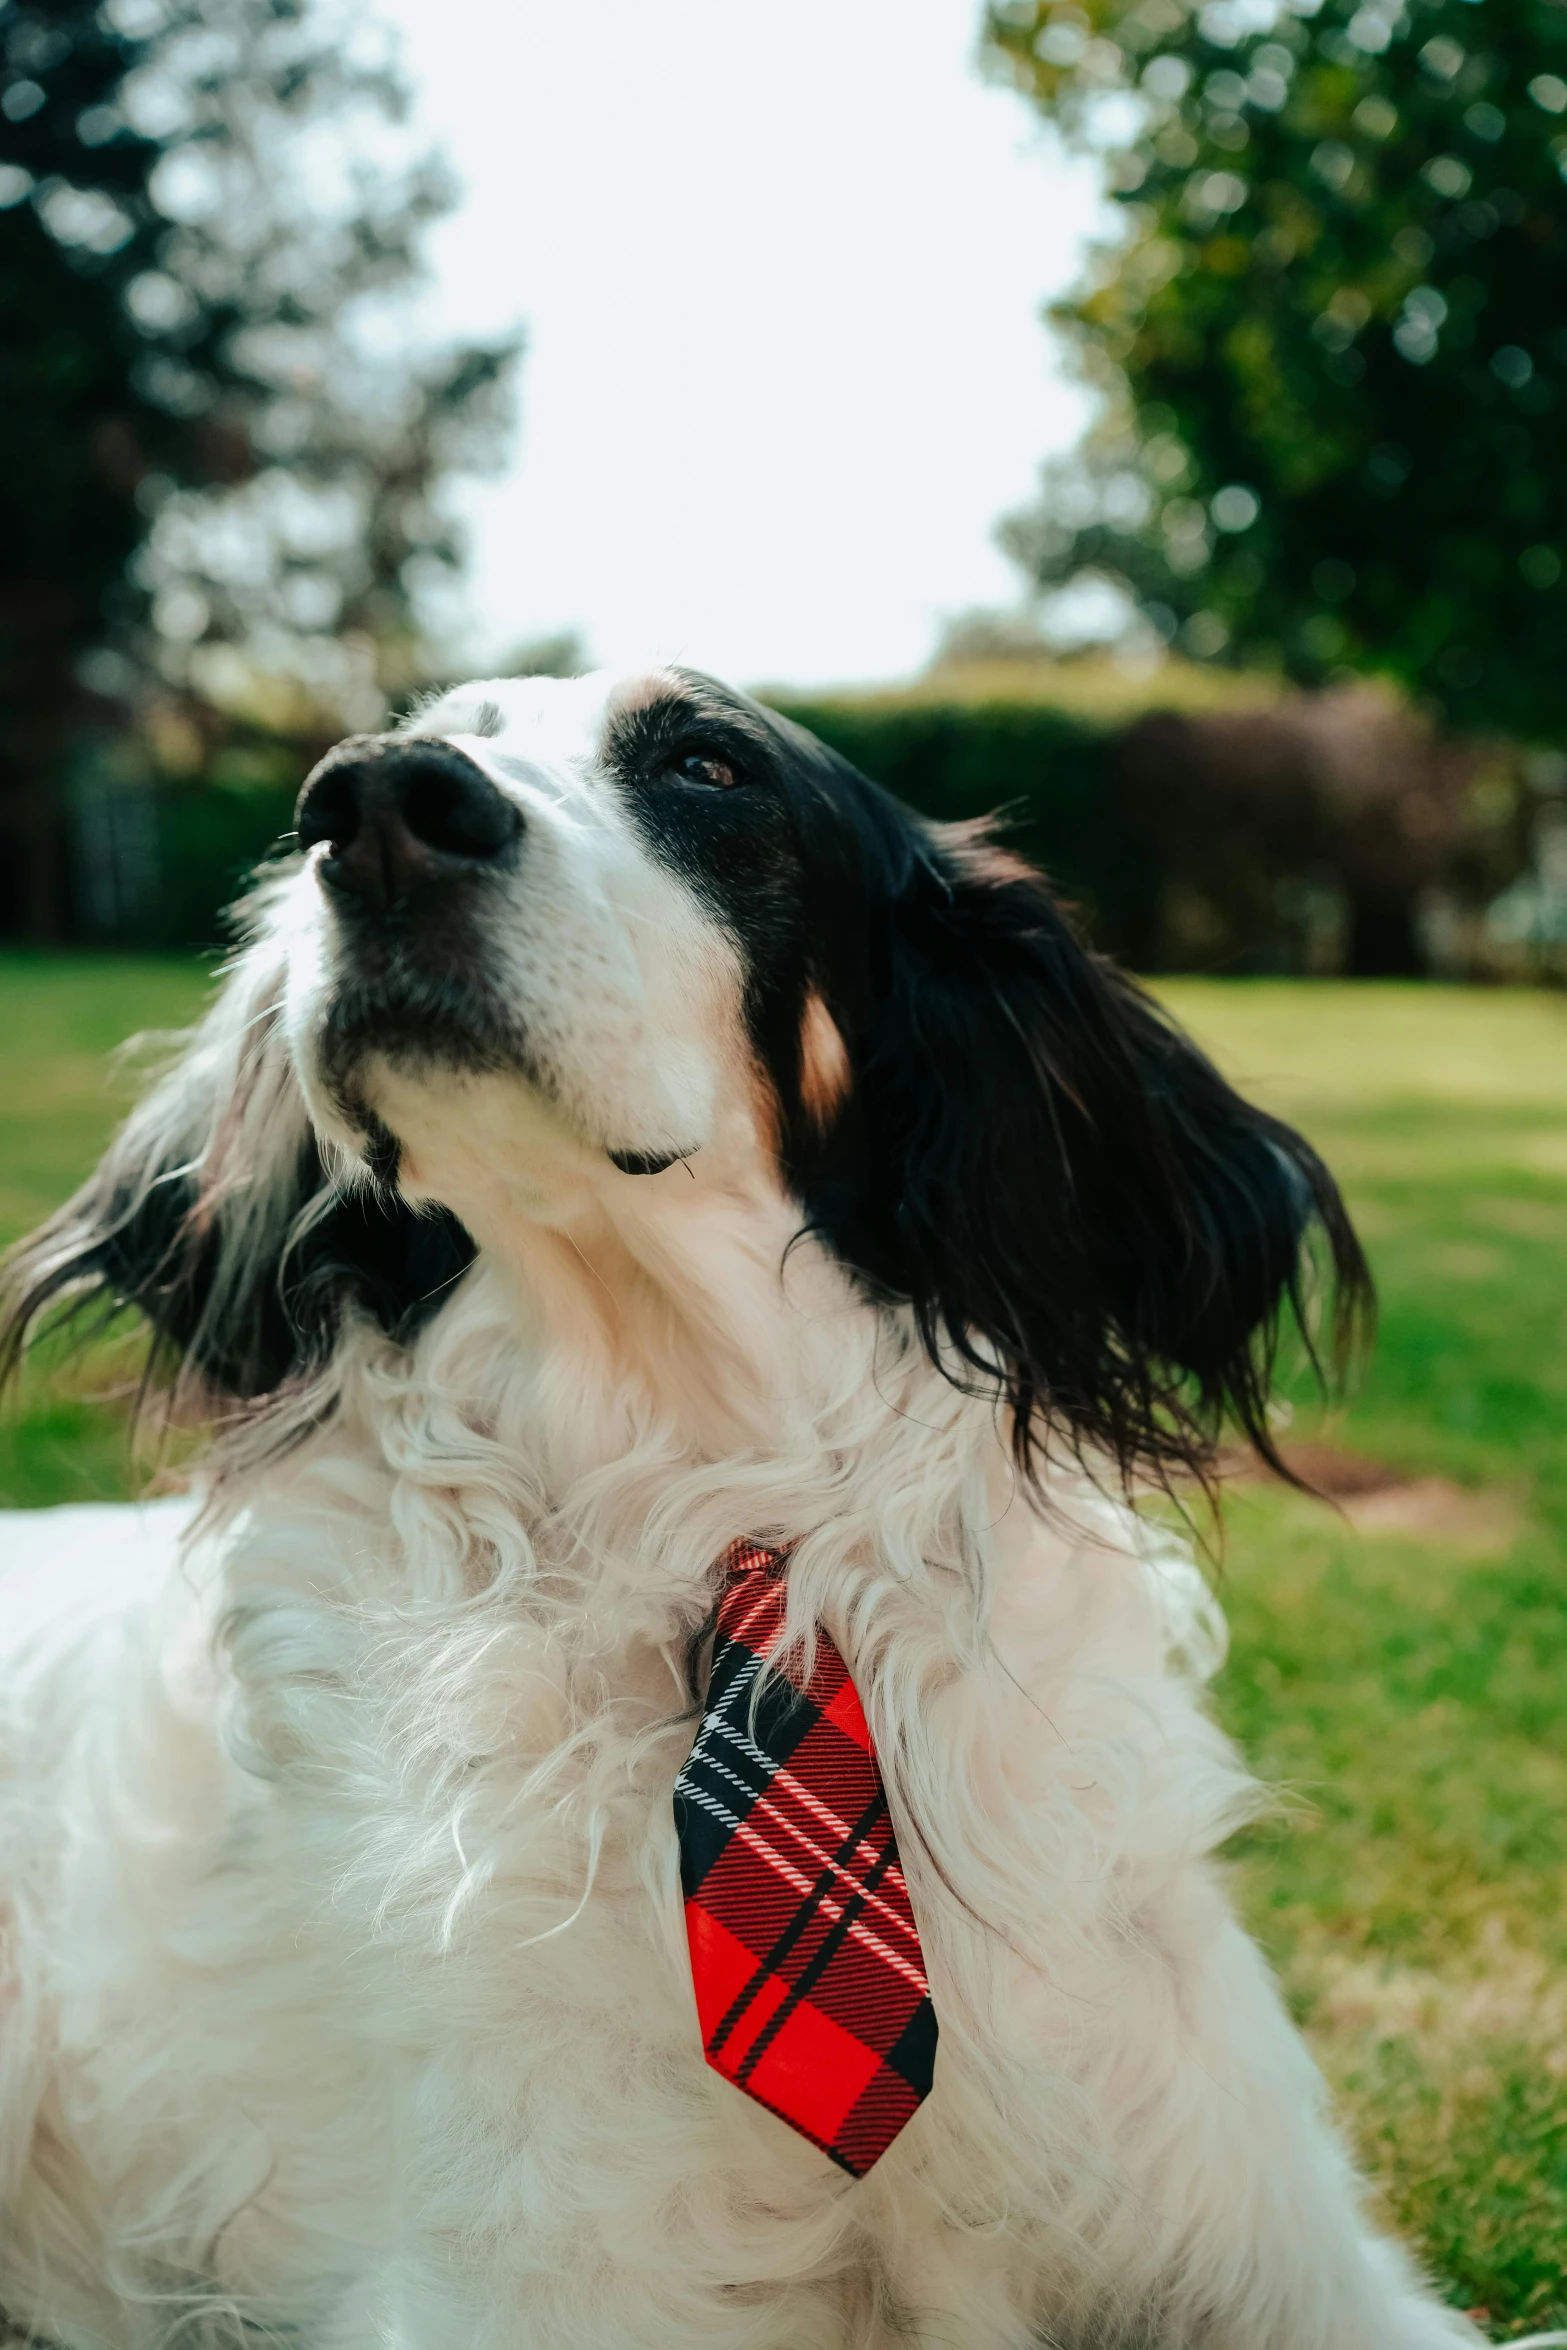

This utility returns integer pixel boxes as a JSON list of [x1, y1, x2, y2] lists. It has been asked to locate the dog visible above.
[[0, 666, 1483, 2348]]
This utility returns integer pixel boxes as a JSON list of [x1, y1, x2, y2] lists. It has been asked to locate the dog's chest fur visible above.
[[1, 1261, 1240, 2349]]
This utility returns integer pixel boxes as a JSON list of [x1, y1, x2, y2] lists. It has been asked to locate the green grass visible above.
[[3, 959, 1566, 2332], [1164, 982, 1567, 2336], [0, 951, 213, 1505]]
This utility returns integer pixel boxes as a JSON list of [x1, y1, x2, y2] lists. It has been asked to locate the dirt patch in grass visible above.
[[1222, 1442, 1522, 1552], [1307, 1922, 1567, 2068], [1476, 1196, 1567, 1244]]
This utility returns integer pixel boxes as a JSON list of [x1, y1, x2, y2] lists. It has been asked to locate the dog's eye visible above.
[[667, 750, 737, 790]]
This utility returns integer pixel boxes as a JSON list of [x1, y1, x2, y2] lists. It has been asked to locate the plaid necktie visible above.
[[674, 1539, 938, 2176]]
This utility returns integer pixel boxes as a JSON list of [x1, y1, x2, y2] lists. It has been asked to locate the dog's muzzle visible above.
[[296, 736, 522, 918]]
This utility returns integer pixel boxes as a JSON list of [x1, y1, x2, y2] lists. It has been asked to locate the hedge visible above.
[[55, 674, 1529, 977], [770, 693, 1154, 961], [82, 694, 1147, 957]]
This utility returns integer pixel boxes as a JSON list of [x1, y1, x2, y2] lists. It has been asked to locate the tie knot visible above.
[[719, 1536, 791, 1584]]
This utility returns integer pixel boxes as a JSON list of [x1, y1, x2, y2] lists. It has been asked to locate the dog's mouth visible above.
[[312, 942, 531, 1126], [312, 956, 699, 1181], [303, 847, 711, 1180]]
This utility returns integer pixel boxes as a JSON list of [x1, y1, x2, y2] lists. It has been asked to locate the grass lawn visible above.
[[2, 954, 1566, 2335]]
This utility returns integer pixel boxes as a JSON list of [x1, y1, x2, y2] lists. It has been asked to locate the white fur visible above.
[[0, 674, 1481, 2347]]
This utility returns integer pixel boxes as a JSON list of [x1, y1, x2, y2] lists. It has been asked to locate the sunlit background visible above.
[[6, 0, 1565, 964], [381, 0, 1100, 685]]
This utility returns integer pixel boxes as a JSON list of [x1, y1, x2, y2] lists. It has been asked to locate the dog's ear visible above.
[[803, 816, 1370, 1491], [0, 933, 473, 1413]]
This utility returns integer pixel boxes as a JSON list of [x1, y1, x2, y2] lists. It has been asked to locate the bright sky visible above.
[[377, 0, 1102, 690]]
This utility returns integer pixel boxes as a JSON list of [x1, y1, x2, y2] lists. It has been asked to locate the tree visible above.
[[985, 0, 1567, 739], [0, 0, 519, 937]]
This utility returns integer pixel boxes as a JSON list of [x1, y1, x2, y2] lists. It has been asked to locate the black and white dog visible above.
[[0, 668, 1481, 2348]]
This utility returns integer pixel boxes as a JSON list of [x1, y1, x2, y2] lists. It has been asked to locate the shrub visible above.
[[51, 668, 1533, 976], [771, 691, 1158, 960]]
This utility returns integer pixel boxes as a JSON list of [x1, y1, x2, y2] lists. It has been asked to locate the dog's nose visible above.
[[295, 737, 522, 912]]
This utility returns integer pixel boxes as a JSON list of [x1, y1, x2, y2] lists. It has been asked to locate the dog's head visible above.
[[1, 666, 1368, 1486]]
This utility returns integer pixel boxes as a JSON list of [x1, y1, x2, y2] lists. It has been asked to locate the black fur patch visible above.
[[606, 670, 1371, 1488], [0, 1138, 474, 1406]]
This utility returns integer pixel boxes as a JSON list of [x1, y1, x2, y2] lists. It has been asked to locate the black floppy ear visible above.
[[0, 945, 473, 1413], [805, 819, 1370, 1490]]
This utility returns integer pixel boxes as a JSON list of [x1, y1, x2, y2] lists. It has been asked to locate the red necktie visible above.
[[674, 1540, 938, 2175]]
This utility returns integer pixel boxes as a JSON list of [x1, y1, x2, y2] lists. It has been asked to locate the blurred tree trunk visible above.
[[1346, 889, 1422, 979], [0, 587, 79, 942]]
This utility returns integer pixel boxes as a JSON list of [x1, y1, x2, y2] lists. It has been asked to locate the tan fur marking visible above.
[[604, 667, 685, 722], [798, 989, 851, 1132]]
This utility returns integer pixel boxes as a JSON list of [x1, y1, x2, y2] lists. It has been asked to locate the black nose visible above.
[[295, 736, 522, 912]]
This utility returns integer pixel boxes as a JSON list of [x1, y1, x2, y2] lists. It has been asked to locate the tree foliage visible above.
[[0, 0, 518, 930], [986, 0, 1567, 738]]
